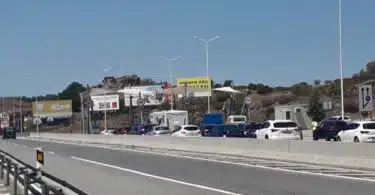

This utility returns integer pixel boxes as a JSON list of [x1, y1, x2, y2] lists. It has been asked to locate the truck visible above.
[[226, 115, 247, 124], [149, 110, 166, 125], [163, 110, 188, 131], [149, 110, 188, 131], [202, 113, 223, 125]]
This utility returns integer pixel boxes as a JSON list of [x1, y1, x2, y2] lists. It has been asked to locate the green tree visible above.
[[58, 82, 86, 112], [307, 90, 326, 122], [44, 94, 59, 100], [247, 83, 273, 94], [223, 80, 233, 87], [290, 82, 312, 96], [211, 80, 215, 88], [313, 79, 321, 86], [256, 86, 273, 94], [214, 83, 222, 88]]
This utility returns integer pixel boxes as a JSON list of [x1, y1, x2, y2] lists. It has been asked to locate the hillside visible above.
[[78, 60, 375, 127], [3, 61, 374, 130]]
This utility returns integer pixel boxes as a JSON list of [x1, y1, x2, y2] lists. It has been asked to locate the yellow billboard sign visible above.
[[32, 100, 72, 117], [177, 77, 212, 89]]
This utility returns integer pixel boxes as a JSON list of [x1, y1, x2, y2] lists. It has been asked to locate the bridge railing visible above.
[[0, 149, 87, 195]]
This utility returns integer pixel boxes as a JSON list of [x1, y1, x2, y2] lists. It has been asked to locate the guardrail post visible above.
[[5, 158, 10, 186], [36, 147, 44, 180], [13, 164, 18, 195], [23, 169, 29, 195], [41, 182, 49, 195], [0, 155, 3, 179]]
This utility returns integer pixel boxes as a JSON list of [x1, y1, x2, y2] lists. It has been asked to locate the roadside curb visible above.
[[20, 136, 375, 172]]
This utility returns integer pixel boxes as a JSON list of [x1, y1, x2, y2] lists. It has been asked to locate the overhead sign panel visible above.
[[91, 95, 120, 111], [358, 84, 373, 112], [177, 77, 212, 89], [32, 100, 72, 118], [177, 77, 211, 97], [118, 85, 164, 107]]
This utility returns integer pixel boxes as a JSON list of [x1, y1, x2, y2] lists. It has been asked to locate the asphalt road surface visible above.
[[2, 139, 375, 195]]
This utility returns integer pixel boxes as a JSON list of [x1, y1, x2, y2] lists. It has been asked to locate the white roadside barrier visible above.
[[28, 133, 375, 170]]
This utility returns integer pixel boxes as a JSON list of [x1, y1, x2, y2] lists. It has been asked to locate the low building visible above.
[[274, 104, 311, 130]]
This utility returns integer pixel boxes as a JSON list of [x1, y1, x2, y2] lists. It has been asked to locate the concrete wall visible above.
[[28, 133, 375, 170]]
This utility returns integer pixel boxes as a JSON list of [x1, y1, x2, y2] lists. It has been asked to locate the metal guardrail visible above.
[[0, 149, 87, 195]]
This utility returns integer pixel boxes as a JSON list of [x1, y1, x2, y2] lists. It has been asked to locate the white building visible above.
[[274, 104, 311, 130]]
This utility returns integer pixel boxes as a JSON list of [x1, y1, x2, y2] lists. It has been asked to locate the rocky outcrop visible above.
[[98, 75, 155, 90]]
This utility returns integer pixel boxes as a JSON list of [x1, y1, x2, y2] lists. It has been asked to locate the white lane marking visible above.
[[0, 193, 11, 195], [23, 138, 375, 183], [119, 148, 375, 183], [87, 145, 375, 183], [47, 151, 55, 154], [71, 156, 243, 195]]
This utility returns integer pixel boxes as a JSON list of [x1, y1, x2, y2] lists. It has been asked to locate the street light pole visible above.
[[103, 67, 112, 131], [194, 35, 219, 114], [12, 97, 15, 128], [1, 96, 4, 113], [338, 0, 344, 120], [160, 56, 180, 110], [36, 95, 39, 134], [1, 96, 3, 129], [20, 96, 23, 133]]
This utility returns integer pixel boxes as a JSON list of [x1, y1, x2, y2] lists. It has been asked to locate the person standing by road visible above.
[[311, 120, 318, 140]]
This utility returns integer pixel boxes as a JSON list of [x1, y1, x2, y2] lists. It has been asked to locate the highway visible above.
[[1, 139, 375, 195]]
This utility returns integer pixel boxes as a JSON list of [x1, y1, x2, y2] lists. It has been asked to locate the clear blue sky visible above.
[[1, 0, 375, 96]]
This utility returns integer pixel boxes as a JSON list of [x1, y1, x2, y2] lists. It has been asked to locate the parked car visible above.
[[2, 127, 16, 139], [199, 124, 217, 136], [255, 120, 301, 140], [101, 129, 115, 135], [112, 128, 127, 135], [147, 126, 171, 136], [238, 123, 260, 138], [127, 124, 156, 135], [328, 115, 351, 123], [172, 125, 201, 137], [336, 121, 375, 143], [313, 120, 348, 141], [204, 124, 246, 138]]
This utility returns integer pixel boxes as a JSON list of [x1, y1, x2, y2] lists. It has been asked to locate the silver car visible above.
[[148, 126, 171, 136]]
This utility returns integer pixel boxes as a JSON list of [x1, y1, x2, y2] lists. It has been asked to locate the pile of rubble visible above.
[[98, 75, 155, 90]]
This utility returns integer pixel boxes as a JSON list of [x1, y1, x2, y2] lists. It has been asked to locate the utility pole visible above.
[[20, 96, 23, 133], [160, 56, 180, 110], [194, 35, 219, 113], [338, 0, 345, 120]]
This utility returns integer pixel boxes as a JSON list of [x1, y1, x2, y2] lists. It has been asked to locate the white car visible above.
[[147, 126, 171, 136], [255, 120, 301, 140], [172, 125, 201, 137], [328, 115, 351, 123], [336, 121, 375, 143], [101, 129, 115, 136]]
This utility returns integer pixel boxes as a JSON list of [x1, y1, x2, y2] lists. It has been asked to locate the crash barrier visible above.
[[29, 133, 375, 170], [302, 130, 313, 138], [17, 133, 31, 137], [0, 148, 88, 195]]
